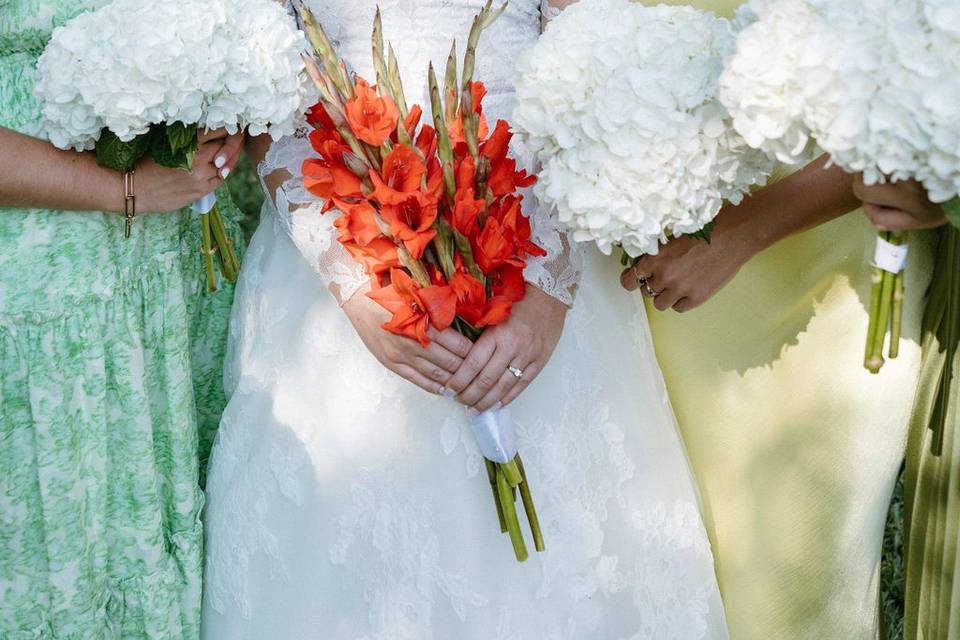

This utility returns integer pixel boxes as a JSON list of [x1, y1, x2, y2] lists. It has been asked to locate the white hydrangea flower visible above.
[[35, 0, 314, 152], [720, 0, 960, 203], [513, 0, 774, 258]]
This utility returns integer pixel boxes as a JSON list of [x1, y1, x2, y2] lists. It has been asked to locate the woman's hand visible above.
[[621, 226, 753, 313], [343, 289, 474, 395], [620, 156, 864, 313], [853, 174, 947, 231], [445, 285, 567, 413], [136, 129, 245, 213]]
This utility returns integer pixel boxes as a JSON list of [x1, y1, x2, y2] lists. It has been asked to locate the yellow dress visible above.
[[644, 2, 935, 637]]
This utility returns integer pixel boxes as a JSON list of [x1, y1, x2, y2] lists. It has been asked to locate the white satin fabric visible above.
[[201, 2, 728, 638]]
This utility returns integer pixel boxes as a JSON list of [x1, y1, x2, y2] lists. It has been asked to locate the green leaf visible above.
[[149, 124, 198, 171], [943, 197, 960, 229], [94, 129, 150, 173], [166, 121, 198, 152], [687, 220, 717, 244]]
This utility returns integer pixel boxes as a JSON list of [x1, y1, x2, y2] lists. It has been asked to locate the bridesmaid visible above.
[[629, 153, 933, 637], [855, 179, 959, 640], [0, 2, 243, 638], [619, 3, 936, 634]]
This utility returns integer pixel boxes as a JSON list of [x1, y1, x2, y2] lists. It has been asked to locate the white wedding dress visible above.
[[201, 2, 728, 638]]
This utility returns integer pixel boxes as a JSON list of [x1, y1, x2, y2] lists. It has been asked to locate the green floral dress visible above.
[[0, 1, 241, 637]]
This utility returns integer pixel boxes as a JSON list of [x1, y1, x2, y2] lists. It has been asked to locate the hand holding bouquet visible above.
[[299, 1, 546, 562], [719, 0, 960, 374], [35, 0, 311, 291], [513, 0, 774, 261]]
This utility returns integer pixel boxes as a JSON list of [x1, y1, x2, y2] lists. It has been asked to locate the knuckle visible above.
[[477, 373, 498, 390]]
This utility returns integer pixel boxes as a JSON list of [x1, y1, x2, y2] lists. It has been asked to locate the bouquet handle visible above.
[[469, 407, 544, 561], [469, 407, 518, 464], [191, 192, 240, 292]]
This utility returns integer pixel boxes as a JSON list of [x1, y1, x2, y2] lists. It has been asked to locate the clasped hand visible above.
[[345, 284, 567, 414]]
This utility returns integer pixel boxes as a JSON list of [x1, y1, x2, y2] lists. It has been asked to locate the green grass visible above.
[[881, 466, 905, 639], [226, 151, 264, 243]]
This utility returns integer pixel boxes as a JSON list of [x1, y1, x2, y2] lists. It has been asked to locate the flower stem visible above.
[[515, 455, 545, 553], [864, 260, 885, 373], [200, 213, 218, 293], [485, 459, 507, 533], [496, 466, 528, 562], [209, 203, 239, 284], [500, 458, 523, 488], [889, 270, 904, 359]]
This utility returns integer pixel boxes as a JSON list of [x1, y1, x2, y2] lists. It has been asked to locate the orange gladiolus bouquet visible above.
[[299, 1, 545, 562]]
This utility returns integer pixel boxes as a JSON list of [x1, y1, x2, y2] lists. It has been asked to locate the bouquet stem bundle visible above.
[[200, 201, 241, 293], [864, 231, 908, 373], [300, 1, 544, 562]]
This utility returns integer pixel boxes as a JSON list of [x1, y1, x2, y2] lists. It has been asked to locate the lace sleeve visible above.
[[515, 0, 583, 307], [259, 127, 370, 304], [257, 0, 369, 304]]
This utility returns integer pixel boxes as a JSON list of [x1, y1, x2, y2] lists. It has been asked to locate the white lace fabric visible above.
[[257, 0, 582, 306], [203, 2, 728, 638]]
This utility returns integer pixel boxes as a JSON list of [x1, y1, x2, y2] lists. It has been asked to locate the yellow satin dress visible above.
[[644, 2, 935, 637]]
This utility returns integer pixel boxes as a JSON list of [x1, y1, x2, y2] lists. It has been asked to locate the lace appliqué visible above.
[[258, 128, 370, 305]]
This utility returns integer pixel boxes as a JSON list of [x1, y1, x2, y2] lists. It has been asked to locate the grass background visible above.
[[226, 156, 908, 639]]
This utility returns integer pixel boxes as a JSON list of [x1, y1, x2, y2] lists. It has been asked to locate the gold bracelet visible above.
[[123, 170, 136, 239]]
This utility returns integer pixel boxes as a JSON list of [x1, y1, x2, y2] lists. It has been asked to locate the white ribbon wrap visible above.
[[191, 192, 218, 215], [469, 406, 518, 464], [873, 237, 910, 274]]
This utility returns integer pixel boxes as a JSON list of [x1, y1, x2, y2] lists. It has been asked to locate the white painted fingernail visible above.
[[441, 387, 456, 398], [215, 155, 227, 168], [466, 407, 479, 418], [220, 167, 231, 179], [493, 401, 503, 410]]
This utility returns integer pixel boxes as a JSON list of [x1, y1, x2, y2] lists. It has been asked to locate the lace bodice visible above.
[[259, 0, 582, 305]]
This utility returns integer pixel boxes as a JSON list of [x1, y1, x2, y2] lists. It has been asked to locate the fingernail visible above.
[[493, 401, 502, 411], [220, 167, 231, 179], [215, 155, 226, 168], [441, 387, 456, 398], [466, 407, 479, 418]]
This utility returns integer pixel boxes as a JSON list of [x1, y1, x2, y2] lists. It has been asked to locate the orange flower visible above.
[[340, 236, 401, 279], [452, 185, 484, 238], [490, 266, 526, 302], [306, 102, 337, 130], [368, 269, 456, 346], [492, 195, 546, 259], [333, 199, 381, 247], [369, 144, 427, 205], [380, 193, 439, 259], [402, 104, 423, 140], [449, 82, 490, 148], [449, 272, 514, 327], [345, 77, 400, 147], [473, 216, 526, 274], [302, 158, 362, 204]]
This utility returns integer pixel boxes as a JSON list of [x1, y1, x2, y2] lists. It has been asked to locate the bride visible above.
[[201, 1, 727, 638]]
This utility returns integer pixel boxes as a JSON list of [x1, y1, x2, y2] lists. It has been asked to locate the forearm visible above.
[[0, 127, 124, 212], [719, 155, 861, 257]]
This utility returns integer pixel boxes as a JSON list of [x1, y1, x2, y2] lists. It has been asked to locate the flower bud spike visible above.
[[428, 63, 457, 203], [444, 40, 459, 122], [300, 3, 352, 98], [387, 45, 409, 119], [371, 8, 391, 100]]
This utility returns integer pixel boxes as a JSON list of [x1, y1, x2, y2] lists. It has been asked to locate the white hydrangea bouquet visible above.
[[513, 0, 774, 261], [719, 0, 960, 373], [35, 0, 312, 291]]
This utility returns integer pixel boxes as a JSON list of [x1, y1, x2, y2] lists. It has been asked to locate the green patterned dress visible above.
[[0, 1, 241, 637]]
